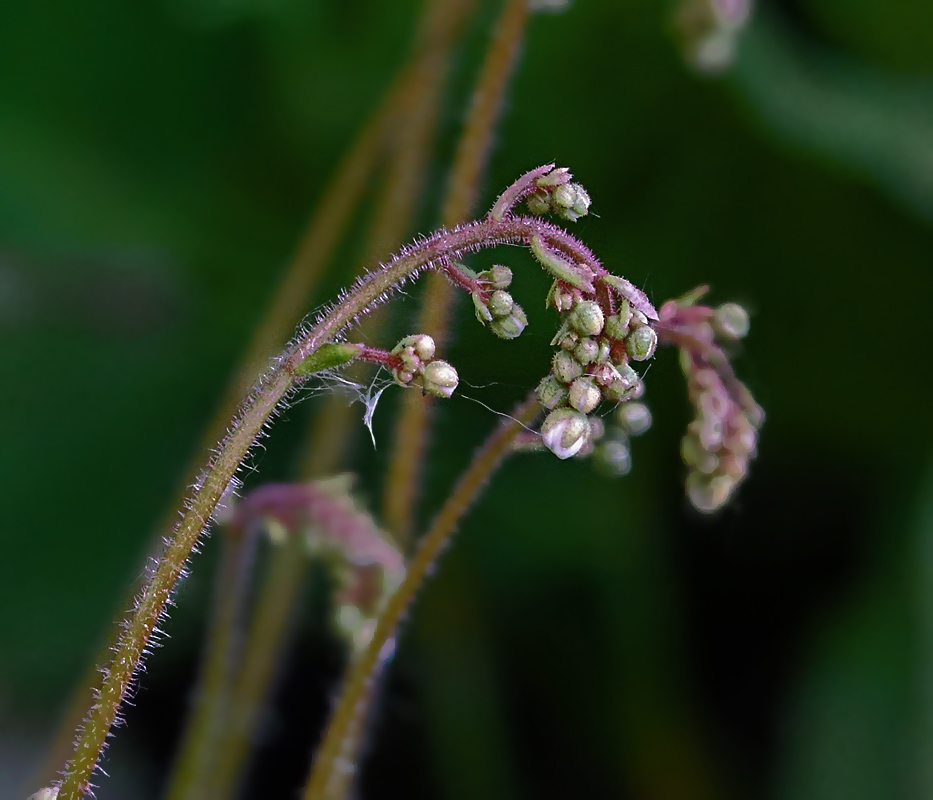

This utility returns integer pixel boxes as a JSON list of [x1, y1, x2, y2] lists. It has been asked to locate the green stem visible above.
[[302, 394, 542, 800]]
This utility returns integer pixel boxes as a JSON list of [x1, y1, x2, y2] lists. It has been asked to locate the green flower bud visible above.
[[421, 360, 459, 398], [394, 333, 435, 362], [686, 473, 736, 513], [569, 376, 602, 413], [559, 331, 579, 351], [478, 264, 513, 290], [616, 402, 652, 436], [573, 337, 600, 365], [490, 303, 528, 339], [536, 167, 572, 188], [625, 325, 658, 361], [536, 374, 568, 410], [713, 302, 750, 339], [593, 439, 632, 478], [540, 408, 591, 459], [552, 350, 583, 383], [569, 300, 604, 336], [487, 290, 514, 318]]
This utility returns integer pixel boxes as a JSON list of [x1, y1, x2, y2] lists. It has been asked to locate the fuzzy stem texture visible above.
[[57, 199, 598, 798], [303, 394, 542, 800], [382, 0, 530, 542]]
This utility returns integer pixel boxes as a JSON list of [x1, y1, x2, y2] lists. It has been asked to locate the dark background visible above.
[[2, 0, 933, 797]]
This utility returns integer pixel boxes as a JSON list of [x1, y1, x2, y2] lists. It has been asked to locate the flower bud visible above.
[[490, 303, 528, 339], [625, 325, 658, 361], [604, 311, 629, 341], [573, 337, 600, 365], [472, 291, 494, 324], [421, 360, 459, 398], [616, 402, 652, 436], [552, 183, 591, 222], [540, 408, 591, 459], [569, 300, 604, 336], [686, 473, 736, 513], [478, 264, 513, 290], [593, 438, 632, 477], [569, 376, 602, 413], [487, 290, 514, 318], [552, 350, 583, 383], [28, 790, 60, 800], [713, 302, 749, 339], [536, 374, 568, 410], [394, 333, 435, 362]]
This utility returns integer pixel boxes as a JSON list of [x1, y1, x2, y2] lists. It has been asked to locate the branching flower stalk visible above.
[[53, 164, 761, 798]]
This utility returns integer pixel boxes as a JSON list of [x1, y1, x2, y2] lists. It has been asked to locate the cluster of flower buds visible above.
[[389, 334, 459, 398], [230, 478, 405, 652], [535, 282, 658, 462], [525, 166, 592, 222], [658, 289, 763, 512], [469, 264, 529, 340], [672, 0, 752, 73]]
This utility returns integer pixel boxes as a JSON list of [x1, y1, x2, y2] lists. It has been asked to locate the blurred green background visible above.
[[3, 0, 933, 797]]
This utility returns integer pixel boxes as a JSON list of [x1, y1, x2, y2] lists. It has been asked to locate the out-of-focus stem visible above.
[[204, 0, 477, 781], [303, 394, 542, 800], [382, 0, 531, 543], [164, 527, 260, 800]]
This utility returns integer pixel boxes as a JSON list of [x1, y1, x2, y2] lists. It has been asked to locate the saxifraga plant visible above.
[[29, 3, 760, 799]]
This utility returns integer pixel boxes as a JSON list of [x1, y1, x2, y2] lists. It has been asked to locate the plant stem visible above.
[[302, 393, 542, 800], [164, 526, 260, 800], [34, 66, 398, 792], [56, 202, 595, 798], [383, 0, 531, 542]]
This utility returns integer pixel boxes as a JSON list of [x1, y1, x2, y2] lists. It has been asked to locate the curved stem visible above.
[[55, 198, 598, 798], [303, 394, 542, 800]]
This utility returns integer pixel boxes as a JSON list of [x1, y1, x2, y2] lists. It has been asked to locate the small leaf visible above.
[[294, 342, 364, 376]]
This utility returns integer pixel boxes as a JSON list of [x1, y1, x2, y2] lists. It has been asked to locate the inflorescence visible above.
[[293, 165, 762, 513]]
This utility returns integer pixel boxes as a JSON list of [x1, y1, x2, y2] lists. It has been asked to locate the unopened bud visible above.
[[574, 337, 600, 365], [487, 290, 514, 318], [395, 334, 435, 362], [526, 188, 550, 215], [490, 303, 528, 340], [421, 360, 459, 398], [540, 408, 591, 459], [713, 302, 749, 339], [569, 376, 602, 413], [472, 292, 494, 324], [536, 374, 568, 410], [552, 350, 584, 383], [478, 265, 513, 290], [569, 300, 604, 336], [536, 167, 572, 188], [593, 438, 632, 477], [625, 325, 658, 361], [616, 402, 652, 436]]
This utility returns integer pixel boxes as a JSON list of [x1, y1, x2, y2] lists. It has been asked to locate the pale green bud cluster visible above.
[[390, 334, 459, 398], [471, 265, 528, 340], [525, 167, 592, 222], [536, 284, 656, 463]]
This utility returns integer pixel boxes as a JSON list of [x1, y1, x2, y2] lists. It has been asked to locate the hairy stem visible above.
[[35, 65, 399, 791], [57, 201, 596, 798], [303, 394, 542, 800], [382, 0, 531, 542]]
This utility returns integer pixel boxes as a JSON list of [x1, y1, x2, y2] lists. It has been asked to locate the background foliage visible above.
[[2, 0, 932, 797]]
